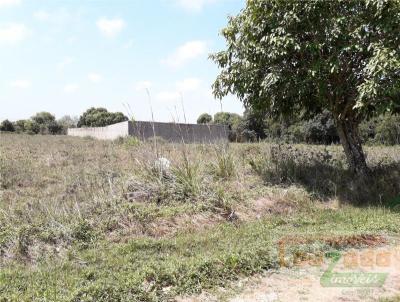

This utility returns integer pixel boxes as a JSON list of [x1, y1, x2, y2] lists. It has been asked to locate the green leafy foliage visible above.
[[213, 112, 243, 141], [196, 113, 213, 124], [0, 120, 15, 132], [360, 114, 400, 145], [31, 111, 56, 125], [375, 114, 400, 145], [77, 107, 128, 128], [23, 120, 40, 135], [13, 120, 27, 133], [212, 0, 400, 174], [29, 112, 63, 134]]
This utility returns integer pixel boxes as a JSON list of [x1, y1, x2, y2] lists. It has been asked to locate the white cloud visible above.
[[0, 0, 20, 8], [57, 57, 74, 69], [162, 40, 207, 68], [64, 84, 79, 93], [176, 78, 201, 92], [33, 10, 50, 21], [33, 8, 83, 25], [156, 91, 181, 103], [9, 80, 31, 89], [88, 73, 103, 83], [135, 80, 152, 91], [175, 0, 217, 12], [0, 23, 29, 44], [96, 18, 125, 37]]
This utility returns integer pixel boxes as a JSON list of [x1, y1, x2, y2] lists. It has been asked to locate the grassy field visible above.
[[1, 134, 400, 301]]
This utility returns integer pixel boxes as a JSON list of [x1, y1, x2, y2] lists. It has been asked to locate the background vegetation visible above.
[[2, 109, 399, 148], [0, 108, 128, 136], [195, 111, 400, 146]]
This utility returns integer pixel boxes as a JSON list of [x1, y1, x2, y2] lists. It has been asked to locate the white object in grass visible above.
[[155, 157, 170, 173]]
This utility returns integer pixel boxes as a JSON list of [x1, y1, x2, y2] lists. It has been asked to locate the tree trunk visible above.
[[335, 117, 370, 177]]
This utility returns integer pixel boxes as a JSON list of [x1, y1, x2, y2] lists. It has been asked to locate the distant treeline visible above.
[[2, 108, 399, 145], [0, 108, 128, 135], [197, 111, 400, 146], [0, 112, 76, 135]]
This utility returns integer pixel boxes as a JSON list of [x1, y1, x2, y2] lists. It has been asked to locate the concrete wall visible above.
[[67, 121, 130, 140], [130, 121, 228, 143], [68, 121, 229, 143]]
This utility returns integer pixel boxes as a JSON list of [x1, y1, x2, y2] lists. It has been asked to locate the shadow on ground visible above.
[[249, 145, 400, 206]]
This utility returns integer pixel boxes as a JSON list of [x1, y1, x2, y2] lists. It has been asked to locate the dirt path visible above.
[[178, 245, 400, 302]]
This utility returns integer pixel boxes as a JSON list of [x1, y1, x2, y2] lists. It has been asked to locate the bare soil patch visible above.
[[177, 241, 400, 302]]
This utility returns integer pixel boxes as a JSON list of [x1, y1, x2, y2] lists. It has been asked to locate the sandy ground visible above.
[[178, 245, 400, 302]]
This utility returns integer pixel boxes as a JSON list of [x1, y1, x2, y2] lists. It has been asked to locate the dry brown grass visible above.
[[1, 134, 400, 264]]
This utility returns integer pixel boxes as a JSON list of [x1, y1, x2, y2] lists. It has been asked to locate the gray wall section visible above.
[[67, 121, 130, 140], [130, 121, 229, 143], [68, 121, 229, 143]]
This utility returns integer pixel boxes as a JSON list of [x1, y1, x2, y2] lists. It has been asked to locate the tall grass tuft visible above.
[[209, 144, 236, 180], [173, 149, 201, 198]]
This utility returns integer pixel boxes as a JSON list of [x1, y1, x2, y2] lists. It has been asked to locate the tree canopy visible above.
[[0, 120, 15, 132], [77, 108, 128, 128], [31, 112, 56, 125], [196, 113, 213, 124], [212, 0, 400, 175], [30, 112, 63, 134]]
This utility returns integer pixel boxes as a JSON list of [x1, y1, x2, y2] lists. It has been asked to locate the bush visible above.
[[47, 121, 63, 135], [28, 112, 63, 135], [285, 123, 306, 143], [375, 114, 400, 145], [213, 112, 243, 142], [197, 113, 212, 124], [239, 109, 267, 141], [1, 114, 63, 135], [264, 117, 286, 141], [359, 117, 378, 143], [264, 112, 339, 144], [359, 114, 400, 145], [31, 112, 56, 125], [72, 220, 97, 244], [0, 120, 15, 132], [77, 107, 128, 128], [24, 120, 40, 134], [302, 111, 339, 144], [13, 120, 27, 133]]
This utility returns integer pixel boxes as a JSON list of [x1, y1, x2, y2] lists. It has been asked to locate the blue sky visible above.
[[0, 0, 244, 123]]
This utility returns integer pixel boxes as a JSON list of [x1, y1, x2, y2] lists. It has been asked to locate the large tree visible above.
[[212, 0, 400, 176]]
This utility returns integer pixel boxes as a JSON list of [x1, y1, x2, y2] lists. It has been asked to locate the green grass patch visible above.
[[1, 206, 400, 301]]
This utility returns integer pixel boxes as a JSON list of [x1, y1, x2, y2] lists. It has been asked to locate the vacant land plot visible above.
[[0, 134, 400, 301]]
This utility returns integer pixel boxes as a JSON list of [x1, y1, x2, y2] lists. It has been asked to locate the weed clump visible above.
[[209, 145, 236, 180], [72, 220, 97, 244]]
